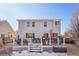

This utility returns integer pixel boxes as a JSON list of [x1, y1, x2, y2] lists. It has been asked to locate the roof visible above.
[[17, 19, 61, 22], [0, 20, 15, 34]]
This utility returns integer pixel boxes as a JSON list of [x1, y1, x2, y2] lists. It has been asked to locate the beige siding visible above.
[[18, 19, 61, 39]]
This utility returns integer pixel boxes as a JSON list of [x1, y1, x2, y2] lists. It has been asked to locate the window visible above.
[[43, 33, 48, 38], [55, 21, 60, 25], [32, 22, 35, 27], [27, 22, 30, 27], [1, 34, 5, 38], [26, 33, 34, 38], [53, 33, 58, 37], [44, 21, 47, 27]]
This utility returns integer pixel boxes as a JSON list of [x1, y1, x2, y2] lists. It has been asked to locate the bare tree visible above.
[[70, 9, 79, 39]]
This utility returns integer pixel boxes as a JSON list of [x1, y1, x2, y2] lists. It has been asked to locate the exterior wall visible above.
[[0, 20, 16, 43], [0, 23, 13, 37], [18, 19, 61, 40]]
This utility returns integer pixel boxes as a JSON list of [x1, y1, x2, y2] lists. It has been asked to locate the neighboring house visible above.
[[64, 30, 76, 44], [0, 20, 16, 44], [17, 19, 61, 45]]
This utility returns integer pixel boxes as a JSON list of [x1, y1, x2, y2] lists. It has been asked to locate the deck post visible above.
[[49, 38, 52, 46], [41, 37, 43, 52], [21, 38, 23, 46], [63, 37, 65, 47], [57, 37, 60, 46], [27, 38, 32, 51], [57, 19, 61, 46]]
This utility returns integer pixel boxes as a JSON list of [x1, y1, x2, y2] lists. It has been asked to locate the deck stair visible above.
[[28, 43, 42, 52]]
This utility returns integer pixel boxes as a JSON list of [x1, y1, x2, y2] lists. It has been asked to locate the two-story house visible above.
[[17, 19, 61, 46]]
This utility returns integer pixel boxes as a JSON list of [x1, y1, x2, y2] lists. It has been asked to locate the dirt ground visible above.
[[66, 44, 79, 56]]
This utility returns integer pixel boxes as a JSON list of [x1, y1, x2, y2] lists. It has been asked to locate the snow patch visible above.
[[11, 50, 67, 56]]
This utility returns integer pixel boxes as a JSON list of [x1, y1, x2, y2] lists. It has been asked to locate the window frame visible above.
[[55, 21, 60, 25], [26, 21, 30, 27], [44, 21, 47, 27], [32, 22, 35, 27], [26, 33, 34, 38]]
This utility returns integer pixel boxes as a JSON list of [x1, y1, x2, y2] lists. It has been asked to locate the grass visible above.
[[66, 44, 79, 56]]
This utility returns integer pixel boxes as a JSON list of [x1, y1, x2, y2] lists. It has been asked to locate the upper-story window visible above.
[[32, 22, 35, 27], [27, 21, 30, 27], [55, 21, 60, 25], [44, 21, 47, 27]]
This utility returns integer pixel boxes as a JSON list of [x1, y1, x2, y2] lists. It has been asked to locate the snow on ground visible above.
[[11, 46, 67, 56], [11, 50, 67, 56]]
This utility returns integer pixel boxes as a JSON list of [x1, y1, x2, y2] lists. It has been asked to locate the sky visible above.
[[0, 3, 79, 34]]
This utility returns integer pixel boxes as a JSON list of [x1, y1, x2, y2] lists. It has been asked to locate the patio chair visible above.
[[23, 39, 28, 45], [16, 38, 21, 45]]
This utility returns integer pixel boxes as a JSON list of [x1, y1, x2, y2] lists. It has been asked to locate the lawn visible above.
[[66, 44, 79, 56]]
